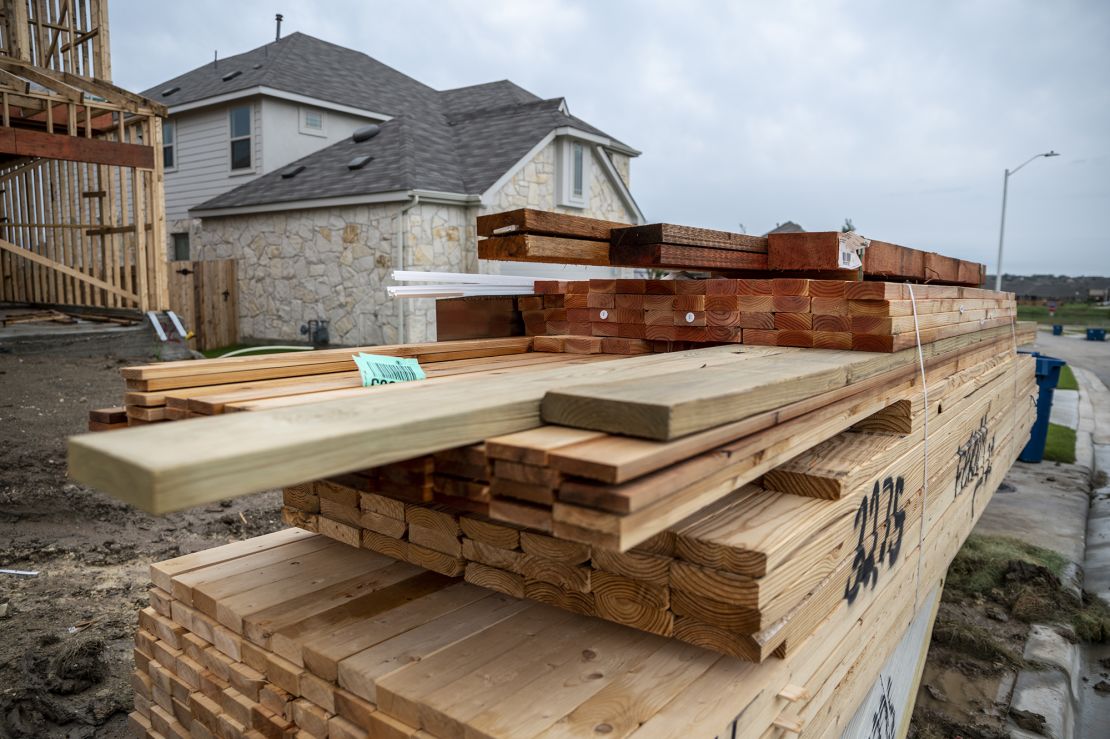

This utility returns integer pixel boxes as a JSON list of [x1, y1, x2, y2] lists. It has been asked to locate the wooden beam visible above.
[[0, 236, 137, 301], [0, 126, 154, 168], [0, 59, 85, 103], [611, 223, 768, 253], [476, 208, 625, 240]]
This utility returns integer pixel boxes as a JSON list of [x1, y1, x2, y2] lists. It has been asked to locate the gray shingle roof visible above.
[[765, 221, 805, 235], [144, 32, 438, 116], [152, 33, 636, 213]]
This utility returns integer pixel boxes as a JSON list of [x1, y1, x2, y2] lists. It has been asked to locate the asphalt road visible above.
[[1033, 331, 1110, 388]]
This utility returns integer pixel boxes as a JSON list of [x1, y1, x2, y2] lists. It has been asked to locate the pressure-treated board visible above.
[[610, 223, 769, 253], [478, 234, 611, 266], [476, 208, 627, 240], [766, 231, 985, 286], [71, 345, 795, 513], [541, 323, 1017, 441], [608, 242, 770, 271]]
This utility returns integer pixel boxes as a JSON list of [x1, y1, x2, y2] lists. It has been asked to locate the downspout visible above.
[[396, 192, 420, 344]]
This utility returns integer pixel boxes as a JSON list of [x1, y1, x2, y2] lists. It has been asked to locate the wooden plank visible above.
[[478, 234, 610, 266], [609, 242, 769, 271], [541, 352, 860, 440], [122, 337, 534, 381], [149, 528, 314, 594], [766, 231, 984, 286], [485, 426, 605, 465], [549, 376, 917, 551], [611, 224, 768, 253], [476, 208, 625, 240], [0, 125, 155, 168], [0, 235, 136, 300], [69, 346, 795, 513], [545, 320, 1018, 441]]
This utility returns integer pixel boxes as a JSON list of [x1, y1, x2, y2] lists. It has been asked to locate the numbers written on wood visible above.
[[844, 476, 906, 604], [955, 414, 995, 517], [868, 675, 897, 739]]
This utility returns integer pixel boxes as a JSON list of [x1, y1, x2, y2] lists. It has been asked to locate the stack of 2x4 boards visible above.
[[67, 208, 1038, 738]]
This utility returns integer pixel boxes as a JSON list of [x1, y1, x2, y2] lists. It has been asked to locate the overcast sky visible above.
[[111, 0, 1108, 276]]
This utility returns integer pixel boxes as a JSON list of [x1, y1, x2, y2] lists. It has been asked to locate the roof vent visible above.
[[221, 70, 242, 82], [352, 124, 381, 143], [281, 165, 305, 179], [252, 63, 262, 69], [347, 155, 373, 170], [161, 86, 180, 97]]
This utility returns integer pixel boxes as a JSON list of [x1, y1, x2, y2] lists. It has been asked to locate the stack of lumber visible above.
[[131, 394, 1023, 739], [477, 209, 987, 286], [522, 278, 1017, 352], [85, 208, 1043, 738], [77, 320, 1035, 662], [273, 341, 1034, 657], [74, 324, 1034, 510], [100, 337, 627, 425]]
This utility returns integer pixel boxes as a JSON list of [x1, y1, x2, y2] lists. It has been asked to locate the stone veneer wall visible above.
[[194, 204, 403, 346], [483, 143, 631, 222], [194, 140, 636, 346]]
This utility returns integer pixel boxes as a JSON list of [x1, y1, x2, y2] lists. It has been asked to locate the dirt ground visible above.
[[0, 352, 283, 738], [909, 530, 1110, 738]]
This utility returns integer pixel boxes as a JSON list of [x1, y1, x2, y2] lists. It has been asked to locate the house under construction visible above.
[[0, 0, 167, 312]]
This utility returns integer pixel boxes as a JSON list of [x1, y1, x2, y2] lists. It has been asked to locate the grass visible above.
[[947, 534, 1110, 642], [1042, 422, 1077, 464], [1016, 302, 1110, 326], [1056, 364, 1078, 391], [201, 344, 312, 359], [948, 534, 1067, 596]]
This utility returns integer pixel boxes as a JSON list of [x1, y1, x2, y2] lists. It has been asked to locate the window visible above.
[[299, 107, 326, 136], [229, 105, 252, 170], [171, 233, 190, 261], [557, 138, 590, 208], [162, 120, 176, 170], [572, 142, 584, 198]]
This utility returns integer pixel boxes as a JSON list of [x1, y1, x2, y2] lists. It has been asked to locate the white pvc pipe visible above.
[[391, 270, 545, 285], [387, 284, 536, 294]]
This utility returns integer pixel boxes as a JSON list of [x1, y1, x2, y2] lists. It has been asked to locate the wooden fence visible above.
[[168, 259, 239, 352]]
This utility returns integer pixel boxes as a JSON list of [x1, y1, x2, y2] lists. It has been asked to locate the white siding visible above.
[[164, 95, 378, 222], [164, 99, 264, 222], [259, 98, 373, 173]]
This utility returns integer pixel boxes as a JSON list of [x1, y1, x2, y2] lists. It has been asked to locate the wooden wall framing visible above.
[[0, 0, 169, 311]]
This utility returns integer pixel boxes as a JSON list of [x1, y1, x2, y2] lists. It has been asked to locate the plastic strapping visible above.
[[906, 284, 929, 609]]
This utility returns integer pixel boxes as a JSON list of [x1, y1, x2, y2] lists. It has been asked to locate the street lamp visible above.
[[995, 150, 1059, 291]]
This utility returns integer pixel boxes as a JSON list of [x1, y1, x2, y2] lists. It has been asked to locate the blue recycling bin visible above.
[[1018, 351, 1067, 463], [1087, 328, 1106, 341], [1052, 324, 1064, 336]]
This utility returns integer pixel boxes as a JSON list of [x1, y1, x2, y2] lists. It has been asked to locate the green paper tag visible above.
[[353, 353, 426, 387]]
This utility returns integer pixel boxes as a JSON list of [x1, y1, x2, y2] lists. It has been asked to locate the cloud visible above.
[[110, 0, 1109, 274]]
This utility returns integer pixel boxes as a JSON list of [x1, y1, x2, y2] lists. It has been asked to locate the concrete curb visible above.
[[1004, 371, 1103, 738], [1073, 368, 1098, 477], [1007, 625, 1081, 739]]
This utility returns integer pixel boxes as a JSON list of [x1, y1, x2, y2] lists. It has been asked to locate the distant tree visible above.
[[841, 218, 855, 233]]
